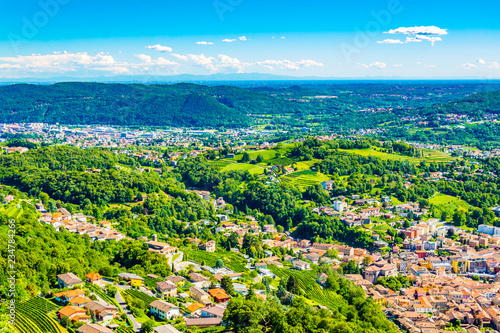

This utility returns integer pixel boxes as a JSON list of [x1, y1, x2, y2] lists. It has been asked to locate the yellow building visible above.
[[117, 273, 144, 287], [452, 258, 469, 274]]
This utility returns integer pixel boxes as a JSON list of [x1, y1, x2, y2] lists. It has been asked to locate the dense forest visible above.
[[2, 82, 500, 134], [0, 82, 301, 128]]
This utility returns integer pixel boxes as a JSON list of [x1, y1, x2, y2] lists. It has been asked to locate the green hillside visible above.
[[0, 82, 300, 128]]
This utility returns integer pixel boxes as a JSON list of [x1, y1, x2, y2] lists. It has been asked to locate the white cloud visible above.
[[238, 36, 248, 41], [416, 62, 436, 68], [0, 51, 185, 77], [145, 44, 173, 52], [222, 39, 236, 43], [414, 35, 442, 46], [196, 41, 214, 45], [382, 26, 447, 46], [393, 64, 403, 67], [256, 59, 323, 71], [405, 37, 422, 43], [488, 62, 500, 69], [357, 62, 386, 69], [370, 62, 386, 69], [168, 52, 251, 73], [461, 58, 500, 70], [134, 54, 178, 66], [477, 58, 500, 69], [386, 26, 448, 36], [0, 52, 129, 74], [217, 54, 249, 73], [171, 53, 188, 61], [136, 54, 152, 63], [460, 63, 476, 69], [377, 39, 404, 44], [281, 37, 286, 39]]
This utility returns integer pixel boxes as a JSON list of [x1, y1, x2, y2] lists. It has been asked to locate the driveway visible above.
[[115, 290, 141, 332]]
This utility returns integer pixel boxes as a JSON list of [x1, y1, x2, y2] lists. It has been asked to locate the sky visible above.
[[0, 0, 499, 80]]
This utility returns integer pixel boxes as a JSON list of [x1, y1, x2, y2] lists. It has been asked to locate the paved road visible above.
[[115, 290, 141, 332]]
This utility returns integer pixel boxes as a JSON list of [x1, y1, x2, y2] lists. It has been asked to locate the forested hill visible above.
[[0, 82, 300, 128], [421, 89, 500, 117]]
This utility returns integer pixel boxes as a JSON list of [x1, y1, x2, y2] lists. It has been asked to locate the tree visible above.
[[246, 285, 256, 300], [142, 319, 155, 333], [215, 259, 224, 269], [325, 276, 339, 291], [256, 154, 264, 163], [47, 200, 57, 213], [26, 283, 37, 297], [39, 192, 50, 207], [276, 285, 287, 299], [326, 249, 338, 259], [286, 275, 300, 294], [362, 256, 372, 267], [206, 150, 217, 160], [241, 152, 250, 163], [60, 316, 71, 328], [441, 211, 448, 222], [453, 210, 466, 226], [221, 276, 234, 296], [447, 228, 455, 238]]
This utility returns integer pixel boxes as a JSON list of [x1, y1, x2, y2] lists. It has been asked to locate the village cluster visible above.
[[5, 187, 499, 333]]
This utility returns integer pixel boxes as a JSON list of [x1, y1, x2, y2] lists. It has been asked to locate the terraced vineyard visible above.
[[280, 170, 330, 190], [183, 249, 248, 272], [267, 265, 347, 312], [123, 289, 157, 304], [14, 297, 67, 333], [116, 327, 135, 333]]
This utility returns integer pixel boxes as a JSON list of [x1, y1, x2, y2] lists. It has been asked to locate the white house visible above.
[[333, 201, 344, 212], [292, 260, 311, 270], [149, 300, 180, 320]]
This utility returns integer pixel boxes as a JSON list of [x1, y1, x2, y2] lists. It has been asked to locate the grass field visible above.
[[0, 202, 24, 219], [280, 170, 330, 190], [429, 193, 471, 211], [183, 249, 249, 272], [224, 147, 295, 167], [338, 148, 456, 164], [371, 223, 396, 234], [221, 162, 265, 175]]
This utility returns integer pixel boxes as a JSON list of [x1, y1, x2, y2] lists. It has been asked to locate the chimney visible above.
[[152, 234, 158, 242]]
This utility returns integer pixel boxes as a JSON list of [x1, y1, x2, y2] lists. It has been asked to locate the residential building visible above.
[[149, 300, 180, 320], [117, 272, 144, 287], [208, 288, 230, 303], [85, 272, 102, 286], [199, 240, 216, 252], [57, 306, 90, 324], [156, 281, 178, 297], [190, 286, 212, 306], [293, 260, 311, 270], [57, 272, 82, 288]]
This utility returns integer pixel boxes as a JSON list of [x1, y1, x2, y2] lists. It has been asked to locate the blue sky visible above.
[[0, 0, 499, 79]]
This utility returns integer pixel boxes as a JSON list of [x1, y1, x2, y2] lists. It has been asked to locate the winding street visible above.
[[115, 289, 141, 332]]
